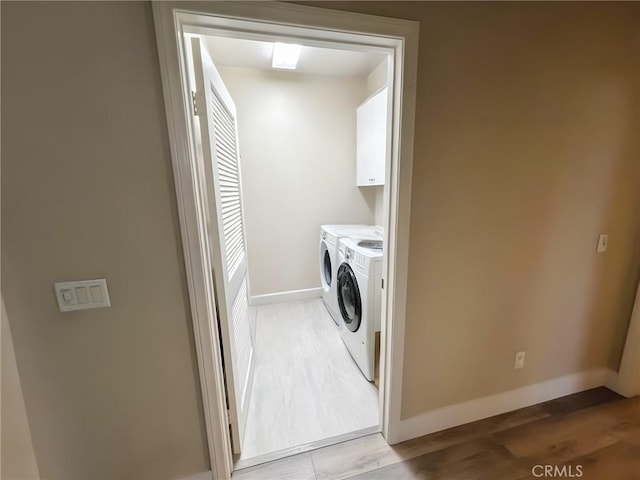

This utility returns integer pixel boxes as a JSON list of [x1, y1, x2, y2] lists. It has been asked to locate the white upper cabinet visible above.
[[356, 86, 388, 186]]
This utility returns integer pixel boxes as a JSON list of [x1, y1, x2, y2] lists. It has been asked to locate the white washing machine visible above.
[[336, 237, 383, 381], [319, 225, 382, 324]]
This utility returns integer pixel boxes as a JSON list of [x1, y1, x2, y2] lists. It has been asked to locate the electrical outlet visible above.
[[596, 234, 608, 253], [514, 351, 526, 369]]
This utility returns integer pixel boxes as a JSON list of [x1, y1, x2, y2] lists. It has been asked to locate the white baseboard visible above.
[[176, 471, 211, 480], [393, 368, 614, 444], [250, 287, 322, 306]]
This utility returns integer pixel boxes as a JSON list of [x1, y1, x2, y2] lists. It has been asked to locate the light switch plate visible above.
[[54, 279, 111, 312]]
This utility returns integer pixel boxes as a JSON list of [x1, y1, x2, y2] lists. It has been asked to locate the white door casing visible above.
[[191, 37, 255, 455], [153, 3, 419, 477], [615, 280, 640, 397]]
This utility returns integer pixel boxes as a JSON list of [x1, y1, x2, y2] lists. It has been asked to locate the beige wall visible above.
[[307, 1, 640, 418], [2, 297, 40, 480], [1, 2, 209, 479], [2, 1, 639, 477], [217, 67, 376, 296]]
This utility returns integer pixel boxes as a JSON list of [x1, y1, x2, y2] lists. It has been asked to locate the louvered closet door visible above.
[[191, 38, 254, 455]]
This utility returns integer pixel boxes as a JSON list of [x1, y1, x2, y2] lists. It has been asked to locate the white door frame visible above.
[[613, 280, 640, 397], [153, 2, 419, 478]]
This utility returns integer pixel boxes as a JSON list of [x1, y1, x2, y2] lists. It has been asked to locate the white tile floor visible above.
[[240, 299, 379, 460]]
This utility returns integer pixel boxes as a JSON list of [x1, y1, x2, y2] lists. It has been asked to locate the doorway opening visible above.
[[187, 33, 391, 467], [153, 3, 418, 478]]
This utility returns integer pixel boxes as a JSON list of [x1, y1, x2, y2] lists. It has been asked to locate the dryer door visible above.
[[337, 263, 362, 332]]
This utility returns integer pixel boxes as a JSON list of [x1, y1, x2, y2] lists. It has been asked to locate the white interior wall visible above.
[[217, 66, 376, 297], [366, 57, 388, 94], [1, 295, 40, 480]]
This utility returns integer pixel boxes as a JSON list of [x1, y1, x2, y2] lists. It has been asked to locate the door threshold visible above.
[[234, 425, 380, 471]]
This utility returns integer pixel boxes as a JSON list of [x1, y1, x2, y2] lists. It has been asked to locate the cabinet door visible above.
[[357, 87, 388, 186]]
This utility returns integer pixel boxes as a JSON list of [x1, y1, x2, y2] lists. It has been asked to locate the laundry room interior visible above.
[[190, 33, 392, 463]]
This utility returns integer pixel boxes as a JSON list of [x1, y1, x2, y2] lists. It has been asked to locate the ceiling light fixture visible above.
[[272, 43, 302, 70]]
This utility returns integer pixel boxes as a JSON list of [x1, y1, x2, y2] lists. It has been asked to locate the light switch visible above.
[[54, 279, 111, 312], [61, 289, 74, 305], [76, 287, 89, 304], [90, 285, 103, 302]]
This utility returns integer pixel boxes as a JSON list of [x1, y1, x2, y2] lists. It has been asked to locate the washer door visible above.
[[337, 263, 362, 332], [321, 241, 332, 289]]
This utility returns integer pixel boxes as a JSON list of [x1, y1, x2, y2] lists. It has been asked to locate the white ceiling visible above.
[[203, 36, 387, 77]]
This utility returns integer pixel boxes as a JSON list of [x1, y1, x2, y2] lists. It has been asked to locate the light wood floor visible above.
[[240, 299, 379, 460], [233, 387, 640, 479]]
